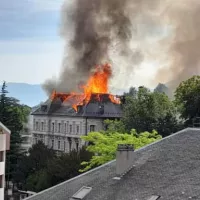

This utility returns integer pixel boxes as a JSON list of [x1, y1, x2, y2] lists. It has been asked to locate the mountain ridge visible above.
[[3, 82, 47, 107]]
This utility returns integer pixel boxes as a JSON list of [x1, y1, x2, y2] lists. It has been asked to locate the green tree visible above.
[[123, 86, 181, 137], [26, 169, 51, 192], [13, 141, 56, 191], [15, 143, 92, 192], [104, 119, 126, 133], [28, 141, 56, 173], [80, 129, 161, 172], [47, 147, 93, 186], [0, 81, 31, 187], [174, 76, 200, 125]]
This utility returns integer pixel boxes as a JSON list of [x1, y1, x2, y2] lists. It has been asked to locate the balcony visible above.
[[0, 135, 6, 151]]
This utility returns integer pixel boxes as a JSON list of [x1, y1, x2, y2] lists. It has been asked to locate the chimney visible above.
[[116, 144, 134, 176]]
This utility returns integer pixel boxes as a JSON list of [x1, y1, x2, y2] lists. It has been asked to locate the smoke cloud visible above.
[[43, 0, 200, 94], [154, 0, 200, 91]]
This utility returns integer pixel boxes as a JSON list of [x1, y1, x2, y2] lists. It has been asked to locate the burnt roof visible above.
[[25, 128, 200, 200], [31, 94, 123, 118]]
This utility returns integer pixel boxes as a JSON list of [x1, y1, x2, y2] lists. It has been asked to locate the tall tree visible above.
[[47, 147, 92, 186], [123, 86, 181, 137], [174, 75, 200, 126], [0, 81, 31, 188]]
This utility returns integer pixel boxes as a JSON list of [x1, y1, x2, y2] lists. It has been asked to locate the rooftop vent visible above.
[[148, 195, 161, 200], [70, 186, 92, 200]]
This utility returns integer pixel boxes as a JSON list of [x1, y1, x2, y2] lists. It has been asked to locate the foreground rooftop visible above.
[[26, 128, 200, 200]]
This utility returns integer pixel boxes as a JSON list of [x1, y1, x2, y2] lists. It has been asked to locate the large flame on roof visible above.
[[51, 64, 120, 111]]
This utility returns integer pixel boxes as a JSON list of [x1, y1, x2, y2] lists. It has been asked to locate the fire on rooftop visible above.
[[50, 64, 121, 112]]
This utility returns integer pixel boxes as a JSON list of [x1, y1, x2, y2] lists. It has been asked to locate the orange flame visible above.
[[51, 63, 120, 111]]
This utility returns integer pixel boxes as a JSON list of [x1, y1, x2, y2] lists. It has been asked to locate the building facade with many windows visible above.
[[31, 95, 123, 153], [0, 122, 11, 200]]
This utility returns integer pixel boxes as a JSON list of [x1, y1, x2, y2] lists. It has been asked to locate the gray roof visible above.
[[25, 128, 200, 200], [31, 97, 123, 118]]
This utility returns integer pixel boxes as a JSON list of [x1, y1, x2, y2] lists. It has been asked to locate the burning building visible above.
[[31, 64, 123, 153]]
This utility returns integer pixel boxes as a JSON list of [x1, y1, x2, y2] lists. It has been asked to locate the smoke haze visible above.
[[43, 0, 200, 94]]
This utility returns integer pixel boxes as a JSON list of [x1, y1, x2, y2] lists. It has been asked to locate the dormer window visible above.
[[41, 105, 47, 112]]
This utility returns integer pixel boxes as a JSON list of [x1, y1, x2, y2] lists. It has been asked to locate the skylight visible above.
[[70, 186, 92, 200], [148, 195, 161, 200]]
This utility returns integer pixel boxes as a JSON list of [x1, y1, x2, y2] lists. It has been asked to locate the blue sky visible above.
[[0, 0, 169, 88], [0, 0, 65, 84]]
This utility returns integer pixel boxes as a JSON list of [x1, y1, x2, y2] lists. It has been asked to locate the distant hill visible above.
[[4, 83, 48, 107]]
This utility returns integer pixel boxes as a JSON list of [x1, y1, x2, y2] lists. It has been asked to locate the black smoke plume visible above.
[[43, 0, 200, 95]]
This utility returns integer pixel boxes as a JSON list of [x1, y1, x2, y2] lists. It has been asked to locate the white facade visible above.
[[32, 115, 104, 153], [20, 114, 33, 154], [0, 122, 11, 200]]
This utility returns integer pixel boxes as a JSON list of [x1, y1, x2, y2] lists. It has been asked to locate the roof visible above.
[[0, 121, 11, 134], [25, 128, 200, 200], [31, 97, 123, 118]]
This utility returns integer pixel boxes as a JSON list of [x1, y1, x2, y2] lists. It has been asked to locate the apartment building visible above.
[[31, 94, 123, 153], [0, 122, 11, 200]]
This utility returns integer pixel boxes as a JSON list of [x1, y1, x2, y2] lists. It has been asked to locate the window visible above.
[[68, 138, 72, 152], [73, 121, 75, 133], [69, 125, 72, 133], [52, 123, 55, 132], [76, 126, 79, 134], [0, 151, 3, 162], [51, 140, 54, 148], [41, 122, 44, 131], [76, 142, 79, 151], [72, 186, 92, 199], [64, 141, 66, 152], [90, 125, 95, 132], [148, 195, 161, 200], [64, 123, 66, 133], [35, 137, 38, 144], [58, 123, 61, 133], [36, 122, 39, 130], [58, 141, 61, 149], [67, 121, 69, 133]]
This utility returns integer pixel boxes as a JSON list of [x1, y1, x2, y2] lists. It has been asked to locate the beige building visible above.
[[31, 94, 123, 153], [0, 122, 11, 200]]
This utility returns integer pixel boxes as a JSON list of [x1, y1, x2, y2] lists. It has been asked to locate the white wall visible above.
[[0, 188, 4, 200], [0, 162, 5, 176], [0, 135, 6, 151]]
